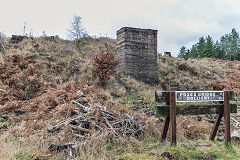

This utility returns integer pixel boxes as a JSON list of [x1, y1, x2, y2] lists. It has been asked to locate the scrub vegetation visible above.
[[0, 36, 240, 160]]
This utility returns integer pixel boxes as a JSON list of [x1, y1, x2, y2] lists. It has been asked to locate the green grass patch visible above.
[[11, 151, 33, 160], [117, 137, 240, 160]]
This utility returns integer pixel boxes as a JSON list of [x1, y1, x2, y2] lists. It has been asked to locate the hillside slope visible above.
[[0, 37, 239, 160]]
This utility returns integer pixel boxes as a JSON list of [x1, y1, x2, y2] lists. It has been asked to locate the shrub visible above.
[[92, 44, 119, 86]]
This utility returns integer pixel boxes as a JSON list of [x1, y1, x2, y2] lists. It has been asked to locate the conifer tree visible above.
[[178, 46, 188, 58]]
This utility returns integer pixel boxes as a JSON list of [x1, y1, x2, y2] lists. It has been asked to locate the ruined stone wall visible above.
[[116, 27, 159, 83]]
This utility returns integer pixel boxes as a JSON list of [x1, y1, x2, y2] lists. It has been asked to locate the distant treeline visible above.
[[178, 28, 240, 60]]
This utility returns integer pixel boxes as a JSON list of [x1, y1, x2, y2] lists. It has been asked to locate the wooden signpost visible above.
[[155, 91, 237, 146]]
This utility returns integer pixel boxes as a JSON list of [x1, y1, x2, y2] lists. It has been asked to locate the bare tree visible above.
[[0, 31, 6, 38], [0, 41, 4, 53], [0, 31, 6, 53], [67, 15, 87, 40], [23, 22, 27, 36]]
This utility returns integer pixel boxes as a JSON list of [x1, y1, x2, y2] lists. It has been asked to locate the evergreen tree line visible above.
[[178, 28, 240, 60]]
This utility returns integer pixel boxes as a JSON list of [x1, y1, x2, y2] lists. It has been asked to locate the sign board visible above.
[[176, 91, 224, 102]]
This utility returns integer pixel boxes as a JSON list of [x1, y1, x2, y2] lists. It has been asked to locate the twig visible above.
[[72, 100, 95, 112], [230, 117, 239, 123], [69, 124, 92, 134], [94, 124, 103, 130], [73, 133, 87, 138], [48, 143, 74, 152], [104, 117, 114, 130], [113, 120, 124, 127], [47, 115, 82, 132], [67, 147, 77, 160]]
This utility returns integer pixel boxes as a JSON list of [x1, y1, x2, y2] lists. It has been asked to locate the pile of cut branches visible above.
[[48, 94, 146, 139]]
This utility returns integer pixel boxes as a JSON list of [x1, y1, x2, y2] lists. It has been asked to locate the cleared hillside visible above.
[[0, 37, 239, 160]]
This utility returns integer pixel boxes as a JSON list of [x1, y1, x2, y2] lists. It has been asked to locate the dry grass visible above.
[[176, 116, 211, 140], [157, 55, 240, 95], [1, 37, 240, 159]]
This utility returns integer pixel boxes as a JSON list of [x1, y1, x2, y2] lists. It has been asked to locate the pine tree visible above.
[[229, 28, 239, 60], [214, 40, 226, 59], [178, 46, 188, 58], [179, 28, 240, 60], [197, 37, 205, 58], [188, 44, 198, 58], [203, 35, 214, 58]]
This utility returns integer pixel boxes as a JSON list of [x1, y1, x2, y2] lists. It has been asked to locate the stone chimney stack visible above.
[[116, 27, 159, 83]]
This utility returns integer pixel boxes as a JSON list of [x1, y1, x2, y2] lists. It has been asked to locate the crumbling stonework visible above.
[[10, 35, 27, 43], [116, 27, 159, 83]]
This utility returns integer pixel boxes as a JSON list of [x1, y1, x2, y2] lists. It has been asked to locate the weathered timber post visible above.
[[224, 91, 231, 145], [209, 114, 223, 141], [160, 92, 170, 142], [161, 117, 170, 142], [170, 91, 176, 145]]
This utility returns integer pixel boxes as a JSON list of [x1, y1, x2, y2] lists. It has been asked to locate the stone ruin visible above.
[[10, 35, 28, 43], [164, 52, 172, 57], [116, 27, 159, 83]]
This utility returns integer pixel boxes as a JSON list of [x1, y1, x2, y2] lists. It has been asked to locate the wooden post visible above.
[[224, 91, 231, 145], [161, 117, 170, 142], [170, 91, 176, 145], [209, 114, 223, 140], [160, 92, 170, 142]]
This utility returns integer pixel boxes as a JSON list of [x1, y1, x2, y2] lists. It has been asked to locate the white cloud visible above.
[[1, 0, 240, 56]]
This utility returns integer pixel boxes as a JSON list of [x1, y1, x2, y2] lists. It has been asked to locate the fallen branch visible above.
[[67, 148, 77, 160], [48, 143, 74, 152], [230, 117, 239, 123], [47, 115, 82, 132], [69, 124, 92, 134], [72, 133, 86, 139]]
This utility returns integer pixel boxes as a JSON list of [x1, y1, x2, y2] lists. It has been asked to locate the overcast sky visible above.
[[1, 0, 240, 56]]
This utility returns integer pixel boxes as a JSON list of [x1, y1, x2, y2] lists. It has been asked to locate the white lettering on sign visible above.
[[176, 91, 224, 102]]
